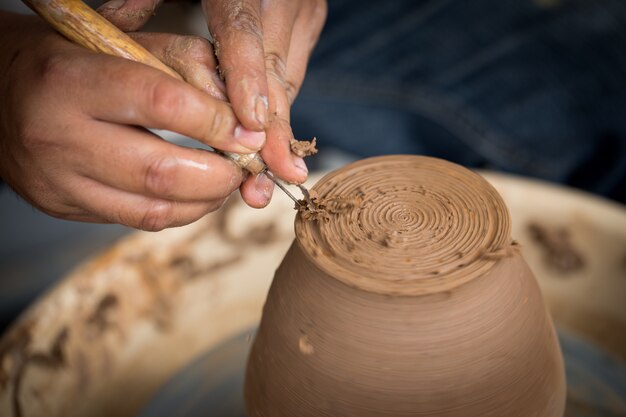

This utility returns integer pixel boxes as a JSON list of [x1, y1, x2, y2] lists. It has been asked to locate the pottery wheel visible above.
[[0, 172, 625, 417], [138, 328, 626, 417]]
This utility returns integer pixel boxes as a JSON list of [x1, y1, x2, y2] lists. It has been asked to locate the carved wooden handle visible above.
[[21, 0, 269, 174], [219, 152, 267, 175], [22, 0, 183, 80]]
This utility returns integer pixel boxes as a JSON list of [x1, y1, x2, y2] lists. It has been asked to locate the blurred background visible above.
[[2, 0, 626, 331]]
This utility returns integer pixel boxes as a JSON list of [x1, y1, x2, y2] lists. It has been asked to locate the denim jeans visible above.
[[291, 0, 626, 203]]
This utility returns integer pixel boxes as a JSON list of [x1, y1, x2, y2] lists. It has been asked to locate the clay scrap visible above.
[[290, 137, 318, 158], [296, 189, 362, 223]]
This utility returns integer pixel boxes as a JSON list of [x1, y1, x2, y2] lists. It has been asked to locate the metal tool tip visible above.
[[264, 171, 300, 205], [264, 171, 316, 210]]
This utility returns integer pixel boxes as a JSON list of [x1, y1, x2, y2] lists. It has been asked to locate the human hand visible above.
[[0, 14, 272, 230], [99, 0, 328, 186]]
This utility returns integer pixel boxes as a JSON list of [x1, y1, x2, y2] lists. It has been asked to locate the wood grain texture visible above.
[[21, 0, 269, 174], [245, 156, 567, 416], [22, 0, 182, 80]]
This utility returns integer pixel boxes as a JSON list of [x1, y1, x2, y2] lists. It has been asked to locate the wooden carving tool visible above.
[[22, 0, 312, 207]]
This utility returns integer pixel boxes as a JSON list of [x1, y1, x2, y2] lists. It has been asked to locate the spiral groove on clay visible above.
[[295, 155, 512, 295]]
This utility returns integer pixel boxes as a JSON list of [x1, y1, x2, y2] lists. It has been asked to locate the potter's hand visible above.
[[0, 13, 273, 230], [99, 0, 328, 188]]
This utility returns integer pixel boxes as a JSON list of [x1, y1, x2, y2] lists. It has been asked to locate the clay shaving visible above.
[[296, 189, 362, 222], [290, 137, 318, 158]]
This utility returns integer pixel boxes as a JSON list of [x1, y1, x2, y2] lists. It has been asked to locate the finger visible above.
[[72, 53, 265, 152], [283, 0, 327, 104], [261, 117, 308, 184], [256, 1, 311, 184], [71, 120, 244, 202], [260, 0, 299, 103], [129, 32, 227, 101], [71, 176, 225, 231], [204, 0, 268, 131], [260, 54, 308, 184], [98, 0, 162, 32], [239, 172, 274, 208]]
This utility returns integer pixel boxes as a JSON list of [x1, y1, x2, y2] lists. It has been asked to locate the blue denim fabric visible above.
[[291, 0, 626, 203]]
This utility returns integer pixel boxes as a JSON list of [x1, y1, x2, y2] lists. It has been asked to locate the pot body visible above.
[[245, 242, 565, 417], [245, 155, 566, 416]]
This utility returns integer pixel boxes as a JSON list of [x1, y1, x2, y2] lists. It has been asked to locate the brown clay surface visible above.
[[290, 137, 318, 158], [245, 156, 566, 417], [295, 155, 514, 296], [296, 189, 361, 222]]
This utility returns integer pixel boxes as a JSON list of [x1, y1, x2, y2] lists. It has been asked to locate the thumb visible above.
[[97, 0, 163, 32]]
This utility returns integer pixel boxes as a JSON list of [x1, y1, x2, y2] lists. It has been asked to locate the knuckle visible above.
[[38, 54, 72, 85], [221, 173, 240, 197], [144, 155, 178, 197], [204, 105, 232, 142], [265, 52, 287, 83], [140, 200, 175, 232], [146, 78, 184, 123], [180, 36, 216, 64], [223, 5, 262, 40], [208, 167, 240, 200]]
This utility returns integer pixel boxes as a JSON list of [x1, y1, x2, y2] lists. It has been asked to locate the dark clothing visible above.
[[292, 0, 626, 203]]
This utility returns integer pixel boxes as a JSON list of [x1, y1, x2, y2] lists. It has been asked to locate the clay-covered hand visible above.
[[99, 0, 328, 188], [0, 14, 272, 230]]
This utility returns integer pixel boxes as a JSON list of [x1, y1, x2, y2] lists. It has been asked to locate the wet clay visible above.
[[290, 137, 318, 158], [245, 156, 566, 417], [296, 189, 362, 222], [296, 155, 515, 296]]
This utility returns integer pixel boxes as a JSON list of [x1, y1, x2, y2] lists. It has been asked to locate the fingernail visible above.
[[234, 125, 265, 151], [100, 0, 125, 10], [293, 156, 308, 175], [255, 95, 268, 127], [255, 173, 274, 203]]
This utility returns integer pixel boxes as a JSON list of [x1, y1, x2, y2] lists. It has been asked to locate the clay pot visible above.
[[245, 155, 566, 417]]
